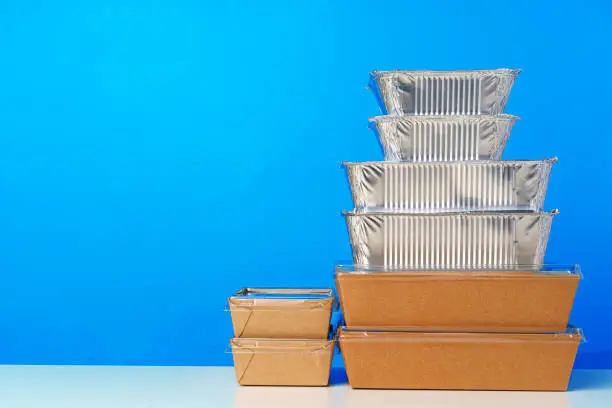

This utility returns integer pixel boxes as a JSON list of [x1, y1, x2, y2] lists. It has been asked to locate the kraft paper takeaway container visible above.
[[228, 288, 335, 339], [336, 264, 580, 333], [230, 338, 335, 386], [339, 327, 582, 391]]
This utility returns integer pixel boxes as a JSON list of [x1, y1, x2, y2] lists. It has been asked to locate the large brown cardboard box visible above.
[[228, 288, 334, 339], [336, 265, 580, 332], [339, 327, 582, 391], [231, 338, 335, 386]]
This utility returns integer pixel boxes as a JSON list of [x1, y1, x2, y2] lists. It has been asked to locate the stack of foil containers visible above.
[[336, 69, 583, 391], [345, 69, 556, 267]]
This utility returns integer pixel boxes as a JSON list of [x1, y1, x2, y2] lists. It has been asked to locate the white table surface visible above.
[[0, 366, 610, 407]]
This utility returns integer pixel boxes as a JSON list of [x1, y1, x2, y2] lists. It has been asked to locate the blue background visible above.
[[0, 0, 610, 367]]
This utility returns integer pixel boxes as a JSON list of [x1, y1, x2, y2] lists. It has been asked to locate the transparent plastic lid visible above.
[[226, 288, 337, 312], [231, 288, 333, 300], [342, 158, 557, 167], [370, 68, 521, 77], [335, 264, 582, 278], [339, 325, 585, 343], [368, 113, 520, 123], [343, 209, 560, 217], [227, 338, 336, 354]]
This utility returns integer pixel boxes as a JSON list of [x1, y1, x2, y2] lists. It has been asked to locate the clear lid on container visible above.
[[339, 325, 585, 343], [368, 113, 520, 124], [231, 288, 333, 299], [342, 157, 558, 168], [227, 338, 336, 354], [343, 209, 560, 217], [335, 264, 583, 279], [226, 288, 337, 311], [370, 68, 521, 78]]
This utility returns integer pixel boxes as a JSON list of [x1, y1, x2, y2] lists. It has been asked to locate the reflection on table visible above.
[[233, 382, 573, 408]]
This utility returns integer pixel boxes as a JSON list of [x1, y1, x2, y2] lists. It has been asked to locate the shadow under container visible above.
[[228, 288, 335, 339], [230, 337, 335, 386], [336, 264, 580, 333], [339, 327, 583, 391]]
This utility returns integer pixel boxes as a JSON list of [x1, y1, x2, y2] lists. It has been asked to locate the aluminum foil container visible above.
[[369, 69, 520, 116], [344, 210, 558, 268], [344, 159, 556, 213], [369, 114, 519, 162]]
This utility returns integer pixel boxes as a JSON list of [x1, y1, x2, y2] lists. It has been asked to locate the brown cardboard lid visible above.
[[335, 264, 582, 279], [339, 326, 585, 343], [227, 288, 336, 311]]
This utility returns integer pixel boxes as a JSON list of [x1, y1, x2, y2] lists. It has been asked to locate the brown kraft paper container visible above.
[[228, 288, 334, 339], [339, 327, 582, 391], [336, 265, 580, 332], [231, 338, 335, 386]]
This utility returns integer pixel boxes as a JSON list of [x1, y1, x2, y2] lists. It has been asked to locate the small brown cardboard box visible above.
[[336, 266, 580, 332], [228, 288, 334, 339], [339, 327, 581, 391], [231, 338, 335, 386]]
